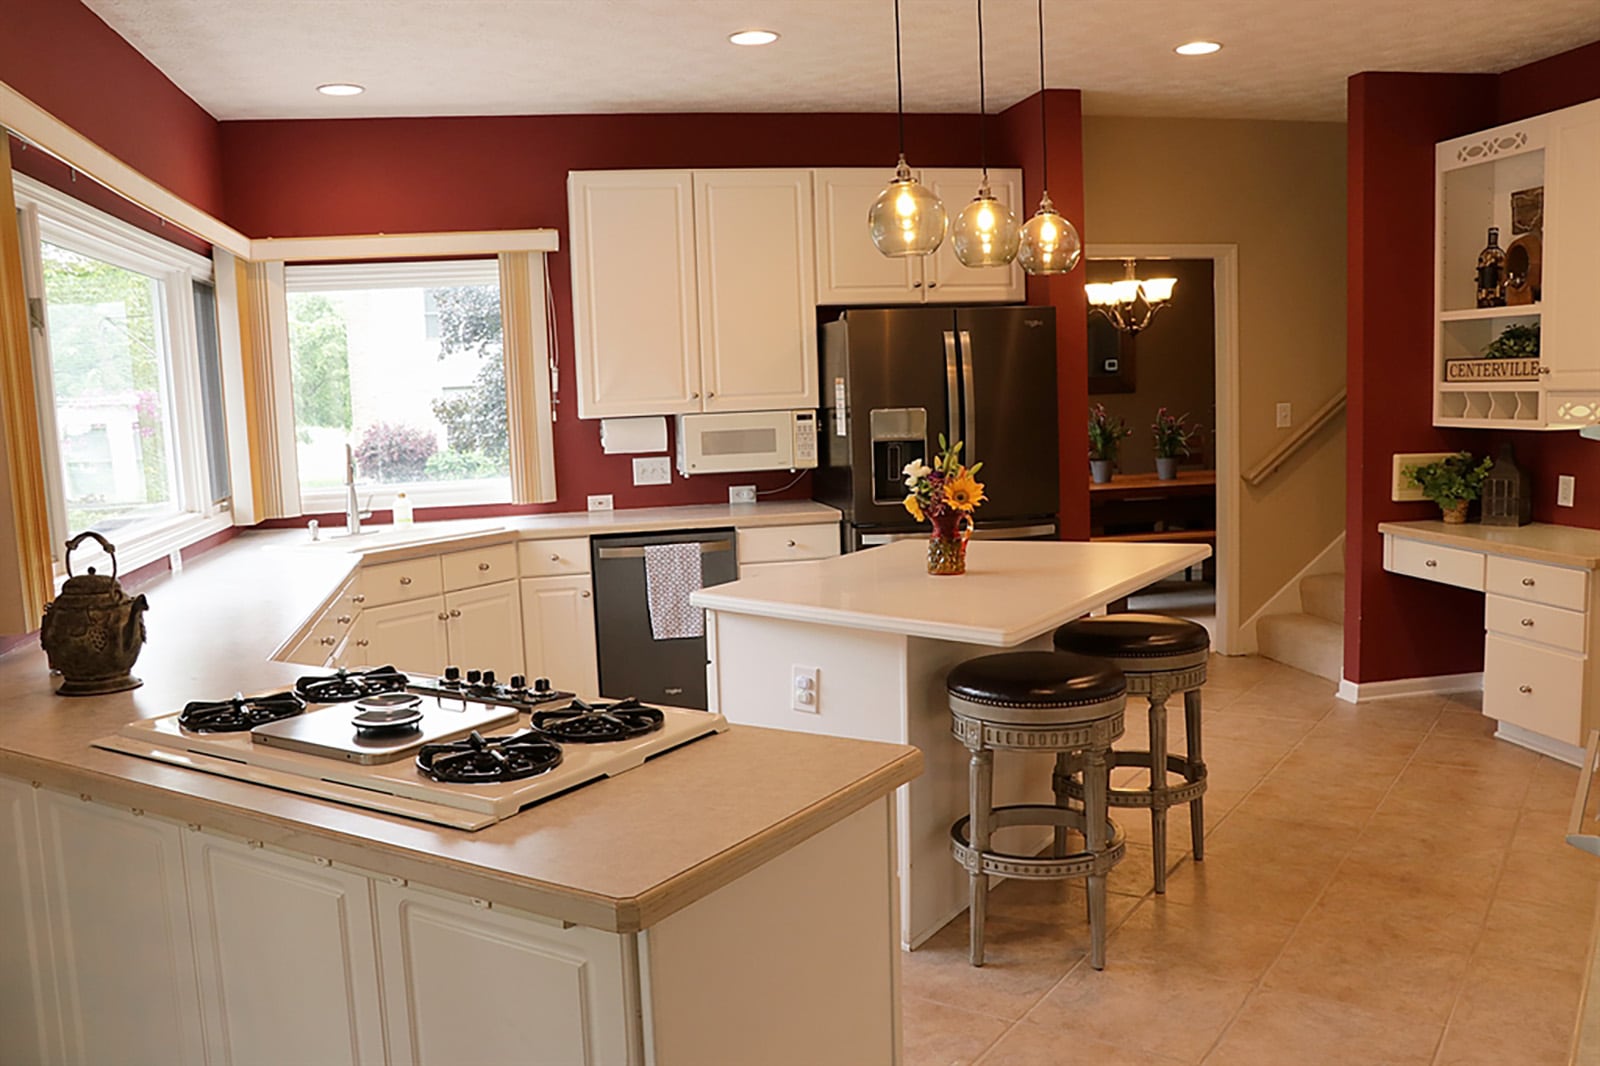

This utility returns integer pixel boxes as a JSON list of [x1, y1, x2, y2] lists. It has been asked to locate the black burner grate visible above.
[[416, 731, 563, 783], [179, 691, 306, 733], [530, 697, 664, 743], [294, 665, 409, 704]]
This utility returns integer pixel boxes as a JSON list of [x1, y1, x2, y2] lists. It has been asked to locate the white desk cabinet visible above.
[[1381, 522, 1600, 758]]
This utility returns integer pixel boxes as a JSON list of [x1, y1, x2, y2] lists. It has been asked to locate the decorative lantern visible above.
[[1480, 443, 1532, 526]]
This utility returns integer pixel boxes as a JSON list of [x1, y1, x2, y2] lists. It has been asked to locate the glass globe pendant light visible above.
[[868, 0, 947, 257], [1017, 0, 1081, 276], [951, 0, 1020, 268]]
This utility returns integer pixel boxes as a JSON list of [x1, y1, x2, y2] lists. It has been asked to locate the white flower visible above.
[[902, 460, 932, 486]]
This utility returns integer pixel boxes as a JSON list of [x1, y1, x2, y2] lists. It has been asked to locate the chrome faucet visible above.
[[344, 444, 372, 535]]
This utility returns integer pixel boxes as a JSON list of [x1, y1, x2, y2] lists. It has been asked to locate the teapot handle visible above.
[[64, 531, 118, 580]]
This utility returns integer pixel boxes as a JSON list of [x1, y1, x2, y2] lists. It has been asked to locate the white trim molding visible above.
[[1495, 722, 1587, 767], [1238, 532, 1345, 654], [1336, 672, 1484, 704], [253, 230, 558, 263]]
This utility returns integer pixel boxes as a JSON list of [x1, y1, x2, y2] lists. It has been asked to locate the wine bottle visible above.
[[1476, 226, 1507, 308]]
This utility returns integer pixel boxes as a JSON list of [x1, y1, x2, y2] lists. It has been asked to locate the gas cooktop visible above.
[[93, 668, 726, 830]]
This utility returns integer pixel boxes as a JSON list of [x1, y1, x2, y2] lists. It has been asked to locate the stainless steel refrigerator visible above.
[[816, 306, 1059, 550]]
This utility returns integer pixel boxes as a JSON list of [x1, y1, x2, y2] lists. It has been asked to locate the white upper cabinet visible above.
[[1541, 100, 1600, 397], [695, 169, 819, 411], [813, 167, 1026, 306], [569, 170, 702, 418]]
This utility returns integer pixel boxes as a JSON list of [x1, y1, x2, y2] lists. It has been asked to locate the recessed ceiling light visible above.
[[729, 29, 779, 47], [1174, 41, 1222, 56], [317, 83, 365, 97]]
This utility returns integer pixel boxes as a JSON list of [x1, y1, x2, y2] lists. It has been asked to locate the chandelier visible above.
[[1085, 260, 1177, 334]]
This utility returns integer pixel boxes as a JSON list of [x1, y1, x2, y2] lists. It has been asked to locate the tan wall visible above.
[[1082, 116, 1347, 624]]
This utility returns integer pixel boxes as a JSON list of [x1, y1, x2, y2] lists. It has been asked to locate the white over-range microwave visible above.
[[676, 410, 819, 476]]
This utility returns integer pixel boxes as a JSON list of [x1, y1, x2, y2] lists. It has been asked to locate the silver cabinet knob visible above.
[[581, 590, 592, 598], [1424, 559, 1437, 568], [355, 639, 369, 647], [437, 611, 449, 621], [786, 540, 797, 548], [400, 576, 413, 586], [1520, 618, 1534, 627], [478, 562, 491, 571], [1521, 577, 1536, 587], [912, 280, 923, 288], [1519, 684, 1533, 693], [448, 608, 462, 618], [319, 636, 337, 646], [692, 392, 701, 399], [352, 594, 366, 603], [336, 615, 352, 624], [928, 282, 938, 288], [550, 553, 561, 562]]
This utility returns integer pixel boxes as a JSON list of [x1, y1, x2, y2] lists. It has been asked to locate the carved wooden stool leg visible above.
[[1052, 751, 1071, 858], [969, 747, 994, 966], [1084, 744, 1111, 970], [1185, 687, 1205, 861], [1148, 692, 1170, 893]]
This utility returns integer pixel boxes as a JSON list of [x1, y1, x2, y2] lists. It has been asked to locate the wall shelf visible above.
[[1438, 306, 1541, 322]]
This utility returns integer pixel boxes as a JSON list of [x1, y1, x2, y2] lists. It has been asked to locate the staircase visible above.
[[1256, 572, 1344, 681]]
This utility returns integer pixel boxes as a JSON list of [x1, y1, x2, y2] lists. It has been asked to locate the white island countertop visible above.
[[692, 539, 1210, 647]]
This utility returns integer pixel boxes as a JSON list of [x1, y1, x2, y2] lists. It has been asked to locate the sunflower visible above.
[[943, 471, 986, 512], [903, 495, 925, 521]]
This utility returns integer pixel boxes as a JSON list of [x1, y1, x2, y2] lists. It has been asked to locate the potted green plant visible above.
[[1482, 322, 1540, 361], [1151, 408, 1199, 480], [1402, 451, 1494, 524], [1087, 404, 1131, 484]]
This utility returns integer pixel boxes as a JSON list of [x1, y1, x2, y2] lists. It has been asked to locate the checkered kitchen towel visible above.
[[643, 542, 705, 640]]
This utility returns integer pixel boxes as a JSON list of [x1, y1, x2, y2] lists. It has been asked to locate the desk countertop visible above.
[[1379, 520, 1600, 569]]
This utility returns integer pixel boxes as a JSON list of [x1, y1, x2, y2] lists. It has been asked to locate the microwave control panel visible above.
[[793, 411, 818, 466]]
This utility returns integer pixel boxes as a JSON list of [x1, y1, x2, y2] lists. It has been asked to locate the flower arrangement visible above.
[[1151, 408, 1199, 460], [1402, 451, 1494, 523], [1087, 404, 1131, 462], [903, 435, 985, 574]]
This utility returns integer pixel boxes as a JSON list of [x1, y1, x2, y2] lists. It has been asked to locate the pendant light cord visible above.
[[894, 0, 906, 157], [976, 0, 988, 177], [1036, 0, 1049, 192]]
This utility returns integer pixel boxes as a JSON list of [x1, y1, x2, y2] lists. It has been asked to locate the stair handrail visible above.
[[1242, 388, 1347, 487]]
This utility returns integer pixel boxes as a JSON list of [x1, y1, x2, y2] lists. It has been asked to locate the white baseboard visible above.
[[1239, 532, 1345, 656], [1495, 722, 1587, 767], [1336, 672, 1484, 704]]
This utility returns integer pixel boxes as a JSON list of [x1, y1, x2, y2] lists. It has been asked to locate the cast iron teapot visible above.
[[39, 531, 149, 696]]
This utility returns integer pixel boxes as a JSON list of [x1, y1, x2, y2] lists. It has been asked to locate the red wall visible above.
[[1, 0, 224, 217], [218, 111, 1086, 519], [1345, 41, 1600, 685]]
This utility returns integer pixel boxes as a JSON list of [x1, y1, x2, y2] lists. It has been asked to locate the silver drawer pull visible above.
[[1424, 559, 1437, 568], [319, 636, 337, 646], [786, 540, 797, 548], [550, 553, 561, 562], [1519, 685, 1533, 694], [449, 608, 462, 618], [355, 639, 369, 647], [352, 594, 366, 603], [1520, 618, 1534, 627], [1521, 577, 1536, 587], [400, 576, 413, 586], [336, 614, 352, 624], [478, 562, 491, 571]]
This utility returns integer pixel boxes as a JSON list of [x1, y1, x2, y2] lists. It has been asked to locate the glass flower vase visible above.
[[927, 514, 972, 576]]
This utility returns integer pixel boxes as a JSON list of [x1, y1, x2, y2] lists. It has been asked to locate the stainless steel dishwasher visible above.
[[590, 528, 738, 709]]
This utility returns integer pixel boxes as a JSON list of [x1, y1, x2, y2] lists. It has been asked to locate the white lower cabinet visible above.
[[351, 596, 450, 674], [185, 833, 386, 1066], [347, 583, 525, 677], [34, 790, 207, 1066], [521, 574, 599, 693], [375, 881, 634, 1066], [1484, 633, 1588, 745], [0, 778, 56, 1066], [444, 581, 525, 677]]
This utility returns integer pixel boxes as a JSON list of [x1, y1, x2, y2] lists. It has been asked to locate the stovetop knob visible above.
[[465, 669, 482, 685], [482, 669, 497, 687], [533, 677, 552, 693], [443, 665, 461, 683], [509, 675, 527, 690]]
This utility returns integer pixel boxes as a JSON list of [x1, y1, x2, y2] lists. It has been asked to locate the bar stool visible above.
[[948, 650, 1127, 970], [1052, 614, 1210, 893]]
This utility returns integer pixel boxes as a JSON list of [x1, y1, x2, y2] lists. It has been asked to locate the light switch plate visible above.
[[1558, 475, 1576, 507], [1276, 402, 1293, 428], [587, 494, 614, 512], [729, 485, 757, 504], [632, 457, 671, 486], [1392, 452, 1459, 502]]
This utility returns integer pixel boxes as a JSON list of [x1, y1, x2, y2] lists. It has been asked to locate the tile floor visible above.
[[901, 654, 1598, 1066]]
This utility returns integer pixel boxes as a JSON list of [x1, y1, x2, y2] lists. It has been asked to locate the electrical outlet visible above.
[[791, 665, 820, 713], [729, 485, 758, 505], [1275, 402, 1293, 428], [632, 457, 671, 486], [1558, 475, 1576, 507], [586, 494, 614, 512], [1392, 452, 1459, 502]]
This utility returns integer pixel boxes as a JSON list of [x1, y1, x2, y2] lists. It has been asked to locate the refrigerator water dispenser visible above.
[[870, 408, 927, 503]]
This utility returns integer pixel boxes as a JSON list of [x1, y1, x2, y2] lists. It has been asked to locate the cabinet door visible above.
[[695, 170, 820, 411], [354, 596, 448, 675], [922, 168, 1028, 304], [35, 791, 206, 1066], [520, 574, 600, 695], [569, 170, 702, 418], [186, 833, 385, 1066], [1484, 633, 1588, 745], [444, 581, 525, 679], [1543, 102, 1600, 393], [812, 168, 924, 304], [375, 881, 634, 1066], [0, 778, 56, 1066]]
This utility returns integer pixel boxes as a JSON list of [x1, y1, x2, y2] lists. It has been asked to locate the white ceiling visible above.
[[83, 0, 1600, 122]]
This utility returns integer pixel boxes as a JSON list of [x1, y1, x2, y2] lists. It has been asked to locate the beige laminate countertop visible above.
[[0, 525, 917, 934], [1379, 520, 1600, 569]]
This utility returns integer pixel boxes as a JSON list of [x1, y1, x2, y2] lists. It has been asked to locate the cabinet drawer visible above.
[[360, 556, 444, 608], [518, 537, 592, 577], [1386, 537, 1484, 591], [738, 523, 841, 564], [1485, 594, 1588, 653], [441, 543, 518, 592], [1483, 633, 1588, 746], [1485, 555, 1589, 612]]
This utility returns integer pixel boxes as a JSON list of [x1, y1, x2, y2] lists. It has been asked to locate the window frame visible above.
[[12, 173, 230, 579]]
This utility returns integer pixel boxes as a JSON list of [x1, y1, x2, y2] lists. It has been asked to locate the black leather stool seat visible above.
[[947, 651, 1125, 725], [1053, 613, 1210, 672]]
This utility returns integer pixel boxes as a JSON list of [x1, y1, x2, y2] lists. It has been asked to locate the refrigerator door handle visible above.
[[942, 330, 961, 448], [958, 330, 976, 461]]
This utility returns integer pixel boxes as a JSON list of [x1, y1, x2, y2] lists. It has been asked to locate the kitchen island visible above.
[[0, 529, 918, 1066], [691, 538, 1209, 947]]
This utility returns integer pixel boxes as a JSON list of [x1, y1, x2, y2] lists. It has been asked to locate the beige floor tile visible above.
[[1370, 788, 1524, 835], [1313, 696, 1443, 736], [1497, 836, 1600, 914], [985, 876, 1141, 931], [1199, 711, 1316, 749], [1438, 689, 1484, 714], [1339, 809, 1511, 901], [1473, 893, 1596, 976], [1198, 809, 1361, 872], [901, 993, 1010, 1066], [1262, 908, 1472, 1023], [1025, 958, 1252, 1062], [1216, 690, 1335, 723], [1157, 854, 1332, 925], [1194, 741, 1291, 788], [1268, 742, 1411, 780], [1384, 759, 1534, 812], [1229, 770, 1390, 830], [975, 1020, 1187, 1066], [1105, 898, 1297, 983], [1202, 988, 1440, 1065], [1523, 756, 1584, 814], [903, 914, 1090, 1021], [1434, 958, 1584, 1066], [1308, 871, 1490, 950], [1430, 708, 1500, 739], [1412, 733, 1542, 774]]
